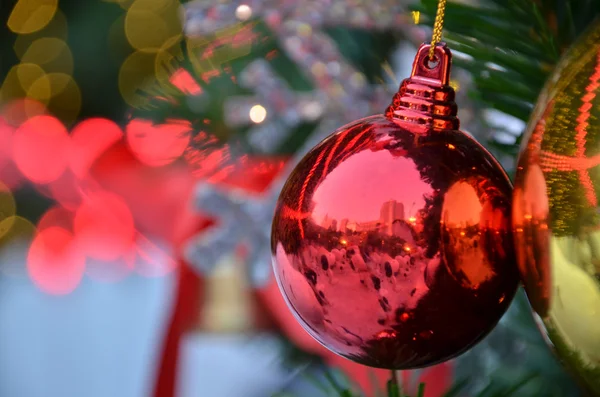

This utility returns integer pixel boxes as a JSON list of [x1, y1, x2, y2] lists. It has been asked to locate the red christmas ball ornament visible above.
[[271, 43, 520, 369]]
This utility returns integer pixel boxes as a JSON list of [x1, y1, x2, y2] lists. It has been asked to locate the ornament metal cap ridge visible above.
[[385, 43, 459, 132]]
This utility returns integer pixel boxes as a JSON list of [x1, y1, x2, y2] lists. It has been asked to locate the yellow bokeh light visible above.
[[21, 38, 74, 75], [119, 51, 159, 107], [125, 0, 182, 52], [0, 63, 46, 103], [8, 0, 59, 34], [13, 9, 68, 58], [108, 15, 132, 59], [249, 105, 267, 123], [24, 75, 52, 103], [0, 183, 17, 225], [0, 216, 37, 278], [297, 24, 312, 37], [129, 0, 175, 11], [28, 73, 82, 125]]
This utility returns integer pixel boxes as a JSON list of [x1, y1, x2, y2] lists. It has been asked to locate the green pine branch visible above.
[[413, 0, 600, 152], [273, 366, 538, 397]]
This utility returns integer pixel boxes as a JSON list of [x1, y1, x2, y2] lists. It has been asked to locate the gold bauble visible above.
[[513, 20, 600, 396]]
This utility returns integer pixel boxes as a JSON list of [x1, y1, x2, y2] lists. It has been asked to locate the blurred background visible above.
[[0, 0, 597, 396]]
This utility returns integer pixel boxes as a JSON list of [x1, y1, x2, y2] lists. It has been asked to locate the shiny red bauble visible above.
[[270, 44, 520, 369]]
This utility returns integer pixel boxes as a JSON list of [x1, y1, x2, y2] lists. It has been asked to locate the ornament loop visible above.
[[385, 43, 458, 131], [412, 43, 452, 86]]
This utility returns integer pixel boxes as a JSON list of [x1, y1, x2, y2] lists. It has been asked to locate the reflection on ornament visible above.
[[271, 44, 519, 369], [513, 21, 600, 395]]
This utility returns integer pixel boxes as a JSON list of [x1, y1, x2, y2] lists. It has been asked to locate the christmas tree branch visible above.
[[413, 0, 600, 155]]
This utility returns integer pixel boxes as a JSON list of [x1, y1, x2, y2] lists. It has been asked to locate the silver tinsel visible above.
[[184, 120, 338, 287], [182, 0, 415, 285]]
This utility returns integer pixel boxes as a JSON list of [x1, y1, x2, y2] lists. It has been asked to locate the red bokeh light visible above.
[[70, 118, 123, 179], [13, 115, 69, 184], [45, 169, 84, 210], [1, 98, 47, 127], [27, 226, 86, 295], [0, 118, 14, 170], [126, 118, 192, 167], [0, 161, 25, 190], [37, 206, 74, 232], [73, 191, 136, 261]]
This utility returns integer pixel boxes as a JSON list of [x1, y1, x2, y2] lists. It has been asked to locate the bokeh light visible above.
[[13, 114, 69, 183], [7, 0, 59, 34], [27, 226, 85, 295], [37, 206, 74, 232], [0, 182, 17, 231], [20, 37, 74, 76], [0, 119, 15, 171], [73, 191, 136, 261], [249, 104, 267, 123], [0, 216, 37, 277], [45, 170, 83, 210], [235, 5, 253, 21], [27, 73, 82, 124], [70, 118, 123, 178], [125, 0, 183, 53], [126, 118, 192, 166], [119, 51, 159, 106], [0, 63, 47, 102], [0, 98, 47, 127], [13, 9, 68, 58]]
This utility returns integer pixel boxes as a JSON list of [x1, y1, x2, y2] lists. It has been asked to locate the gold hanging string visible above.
[[429, 0, 447, 61]]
